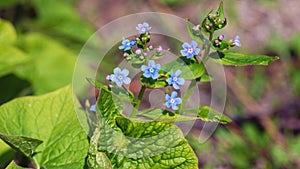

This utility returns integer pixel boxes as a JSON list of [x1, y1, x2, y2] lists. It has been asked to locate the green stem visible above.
[[32, 157, 40, 169], [180, 79, 197, 114], [202, 32, 214, 63], [131, 85, 146, 117]]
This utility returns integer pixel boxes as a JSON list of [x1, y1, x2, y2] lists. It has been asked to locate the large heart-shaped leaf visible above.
[[106, 117, 198, 169], [209, 51, 279, 66], [93, 88, 198, 168], [0, 86, 89, 168]]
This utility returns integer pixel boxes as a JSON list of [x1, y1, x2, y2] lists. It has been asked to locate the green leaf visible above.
[[196, 74, 213, 82], [15, 33, 78, 94], [162, 57, 205, 80], [0, 86, 89, 168], [87, 127, 113, 169], [186, 20, 205, 45], [0, 19, 17, 45], [0, 140, 15, 169], [95, 89, 197, 168], [209, 51, 279, 66], [31, 0, 94, 42], [126, 54, 145, 68], [107, 117, 198, 168], [140, 76, 168, 88], [137, 109, 198, 122], [217, 1, 225, 20], [96, 88, 122, 128], [5, 161, 29, 169], [0, 46, 31, 77], [185, 106, 232, 124], [149, 50, 167, 60], [0, 133, 43, 158]]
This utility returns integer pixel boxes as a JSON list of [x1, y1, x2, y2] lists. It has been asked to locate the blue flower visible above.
[[141, 60, 160, 80], [110, 67, 131, 87], [180, 40, 200, 59], [167, 70, 185, 89], [119, 39, 136, 51], [233, 36, 241, 47], [165, 91, 182, 110], [136, 22, 151, 34], [90, 104, 96, 112]]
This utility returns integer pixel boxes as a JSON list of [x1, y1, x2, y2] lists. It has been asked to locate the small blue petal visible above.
[[180, 49, 188, 56], [177, 78, 185, 85], [175, 98, 182, 104], [166, 94, 170, 100], [90, 104, 96, 112], [171, 91, 178, 98], [152, 72, 159, 80], [172, 105, 178, 110], [182, 42, 190, 48], [191, 40, 198, 47], [175, 70, 181, 76], [123, 77, 131, 84], [173, 83, 180, 90]]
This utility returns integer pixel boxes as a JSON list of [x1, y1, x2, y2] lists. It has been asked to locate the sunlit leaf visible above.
[[0, 86, 89, 168], [209, 51, 279, 66], [15, 33, 77, 94], [0, 47, 31, 77], [0, 19, 16, 45], [162, 57, 205, 80], [95, 89, 198, 168], [185, 106, 232, 124]]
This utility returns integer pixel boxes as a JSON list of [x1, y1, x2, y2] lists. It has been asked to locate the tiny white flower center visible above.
[[149, 68, 154, 73], [170, 99, 175, 104], [188, 48, 194, 54], [173, 77, 178, 81], [126, 42, 131, 46], [141, 27, 146, 32], [118, 75, 123, 80]]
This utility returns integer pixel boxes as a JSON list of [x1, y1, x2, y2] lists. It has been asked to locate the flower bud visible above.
[[106, 75, 110, 81], [157, 46, 163, 53], [135, 49, 142, 55]]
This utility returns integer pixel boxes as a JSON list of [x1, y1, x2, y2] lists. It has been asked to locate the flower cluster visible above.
[[92, 18, 242, 113], [213, 35, 242, 50], [103, 22, 195, 111]]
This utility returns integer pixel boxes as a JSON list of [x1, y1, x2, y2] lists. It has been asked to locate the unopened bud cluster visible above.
[[202, 12, 226, 34]]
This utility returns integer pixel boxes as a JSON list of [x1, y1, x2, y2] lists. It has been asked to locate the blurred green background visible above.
[[0, 0, 299, 168]]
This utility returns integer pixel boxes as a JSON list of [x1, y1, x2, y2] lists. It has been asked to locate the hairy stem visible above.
[[131, 85, 146, 117], [202, 32, 213, 63], [180, 79, 197, 113]]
